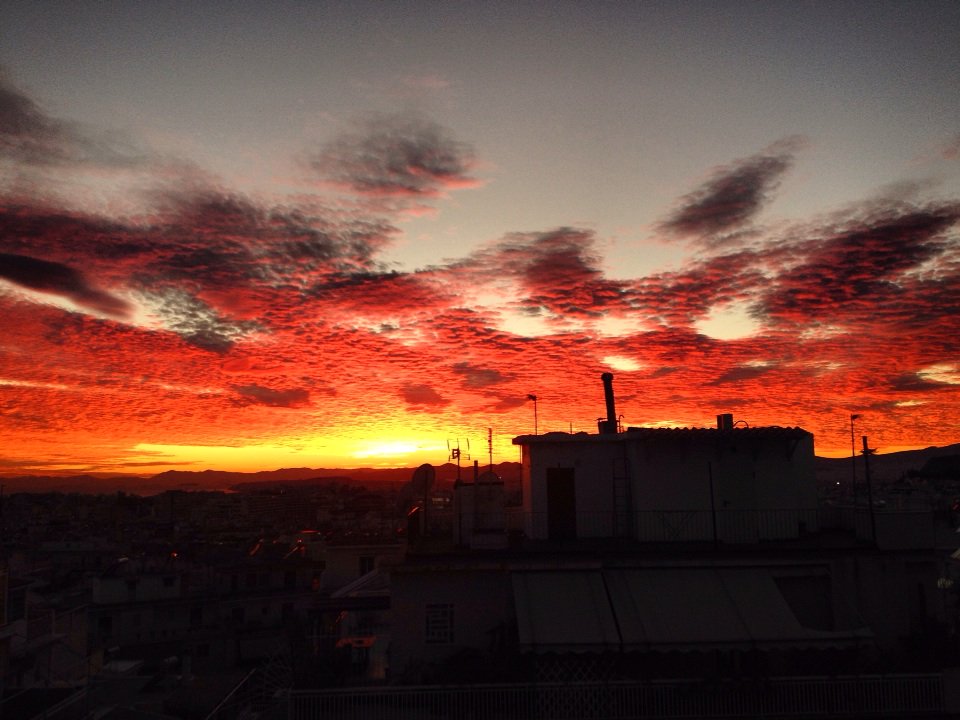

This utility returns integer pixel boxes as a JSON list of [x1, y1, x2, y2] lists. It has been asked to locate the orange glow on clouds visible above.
[[0, 69, 958, 477]]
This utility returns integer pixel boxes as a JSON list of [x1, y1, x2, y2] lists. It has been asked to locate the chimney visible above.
[[598, 372, 618, 434], [716, 413, 734, 431]]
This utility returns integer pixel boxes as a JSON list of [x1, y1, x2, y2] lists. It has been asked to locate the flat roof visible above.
[[513, 426, 811, 445]]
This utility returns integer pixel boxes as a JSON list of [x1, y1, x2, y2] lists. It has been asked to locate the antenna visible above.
[[448, 439, 462, 482], [448, 438, 472, 482]]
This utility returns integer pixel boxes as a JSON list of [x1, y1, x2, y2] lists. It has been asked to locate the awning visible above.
[[513, 571, 619, 653], [512, 567, 871, 654]]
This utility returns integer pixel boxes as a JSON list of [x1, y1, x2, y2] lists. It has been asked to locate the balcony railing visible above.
[[502, 508, 822, 543], [452, 505, 942, 548], [286, 674, 944, 720]]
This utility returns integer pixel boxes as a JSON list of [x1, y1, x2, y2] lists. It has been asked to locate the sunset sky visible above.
[[1, 1, 959, 475]]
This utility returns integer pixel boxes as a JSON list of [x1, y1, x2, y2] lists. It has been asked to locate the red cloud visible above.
[[1, 82, 958, 472]]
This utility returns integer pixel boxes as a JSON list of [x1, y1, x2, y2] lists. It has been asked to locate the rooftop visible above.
[[513, 425, 812, 444]]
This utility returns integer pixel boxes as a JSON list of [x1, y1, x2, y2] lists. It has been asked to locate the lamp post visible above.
[[862, 435, 877, 545], [850, 414, 860, 500], [527, 394, 538, 435]]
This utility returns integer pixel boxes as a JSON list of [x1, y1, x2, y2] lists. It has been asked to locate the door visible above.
[[547, 467, 577, 540]]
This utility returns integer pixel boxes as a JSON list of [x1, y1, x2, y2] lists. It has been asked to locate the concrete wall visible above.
[[522, 436, 623, 539], [519, 430, 816, 543], [92, 573, 181, 604], [390, 566, 514, 679], [320, 544, 405, 592]]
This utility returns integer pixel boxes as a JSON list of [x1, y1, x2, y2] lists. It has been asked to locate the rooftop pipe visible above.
[[599, 372, 618, 434]]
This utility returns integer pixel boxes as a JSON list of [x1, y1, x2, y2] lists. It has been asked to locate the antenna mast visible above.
[[487, 427, 493, 470]]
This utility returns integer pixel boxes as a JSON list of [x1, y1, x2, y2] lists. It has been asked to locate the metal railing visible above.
[[286, 674, 943, 720], [507, 508, 821, 543], [464, 506, 940, 548]]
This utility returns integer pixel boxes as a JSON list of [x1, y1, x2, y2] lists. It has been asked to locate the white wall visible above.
[[522, 436, 624, 540], [520, 430, 817, 543]]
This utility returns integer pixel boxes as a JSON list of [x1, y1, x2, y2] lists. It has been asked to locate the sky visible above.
[[1, 1, 959, 475]]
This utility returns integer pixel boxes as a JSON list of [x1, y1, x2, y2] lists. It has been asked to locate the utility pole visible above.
[[487, 427, 493, 471], [850, 414, 860, 500], [861, 435, 877, 545]]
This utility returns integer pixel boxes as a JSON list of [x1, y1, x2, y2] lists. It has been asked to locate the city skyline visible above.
[[1, 2, 959, 475]]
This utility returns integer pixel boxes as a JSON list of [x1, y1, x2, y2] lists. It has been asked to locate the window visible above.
[[162, 576, 176, 588], [359, 556, 375, 576], [425, 603, 454, 644]]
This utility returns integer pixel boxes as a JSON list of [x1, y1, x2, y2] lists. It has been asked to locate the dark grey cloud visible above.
[[888, 373, 955, 392], [461, 228, 631, 319], [452, 362, 510, 388], [312, 113, 476, 197], [0, 252, 131, 318], [146, 288, 260, 354], [709, 364, 777, 385], [0, 72, 144, 167], [757, 205, 959, 324], [233, 384, 311, 408], [661, 137, 804, 243], [401, 383, 449, 406]]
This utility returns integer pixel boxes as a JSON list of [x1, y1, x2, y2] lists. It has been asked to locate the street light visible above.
[[850, 413, 861, 499], [861, 435, 878, 545], [527, 394, 538, 435]]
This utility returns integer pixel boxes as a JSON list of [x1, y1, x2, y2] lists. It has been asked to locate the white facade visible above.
[[514, 426, 818, 543]]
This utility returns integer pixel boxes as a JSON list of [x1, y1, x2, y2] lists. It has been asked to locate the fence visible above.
[[510, 508, 822, 543], [286, 674, 944, 720]]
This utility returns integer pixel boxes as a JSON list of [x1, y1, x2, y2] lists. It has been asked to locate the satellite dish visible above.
[[411, 463, 435, 499], [477, 469, 500, 485]]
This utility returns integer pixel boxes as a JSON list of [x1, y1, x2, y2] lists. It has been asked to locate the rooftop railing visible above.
[[286, 674, 944, 720]]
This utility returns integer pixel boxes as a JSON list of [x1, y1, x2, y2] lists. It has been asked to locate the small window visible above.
[[163, 576, 176, 588], [425, 603, 454, 644], [359, 556, 375, 576]]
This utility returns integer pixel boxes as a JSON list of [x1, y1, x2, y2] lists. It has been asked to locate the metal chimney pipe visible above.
[[599, 372, 617, 434]]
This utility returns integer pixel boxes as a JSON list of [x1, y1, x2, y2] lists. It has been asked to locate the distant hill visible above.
[[815, 442, 960, 488], [0, 462, 523, 495], [2, 445, 956, 496]]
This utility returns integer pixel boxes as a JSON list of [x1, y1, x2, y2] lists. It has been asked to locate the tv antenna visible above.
[[487, 427, 493, 470], [447, 438, 471, 482]]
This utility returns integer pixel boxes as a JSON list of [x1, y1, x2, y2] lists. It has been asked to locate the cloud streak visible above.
[[311, 113, 477, 199], [660, 137, 805, 246], [0, 73, 144, 168], [0, 252, 131, 318]]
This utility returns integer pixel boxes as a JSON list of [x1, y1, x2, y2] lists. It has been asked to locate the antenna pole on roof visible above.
[[488, 427, 493, 470], [861, 435, 877, 545]]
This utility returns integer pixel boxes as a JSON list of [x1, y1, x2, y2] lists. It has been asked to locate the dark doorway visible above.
[[547, 467, 577, 540]]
